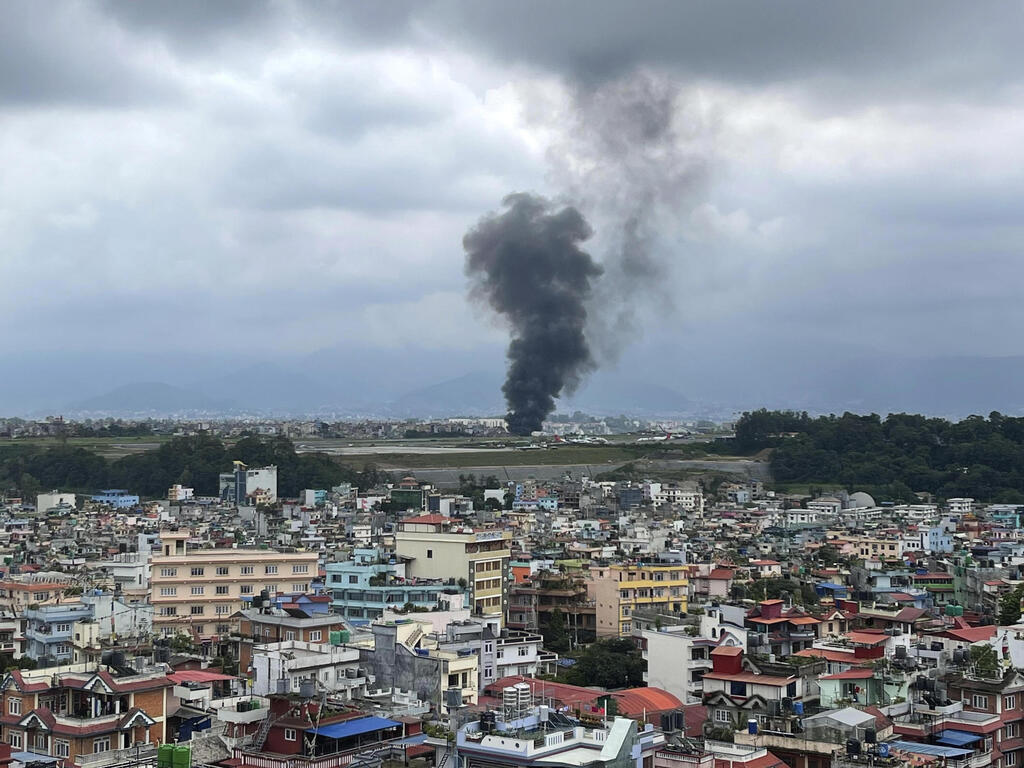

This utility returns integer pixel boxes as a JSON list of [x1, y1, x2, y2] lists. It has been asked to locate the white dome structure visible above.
[[847, 491, 876, 509]]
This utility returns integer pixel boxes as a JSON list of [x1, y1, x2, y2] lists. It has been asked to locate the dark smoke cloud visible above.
[[549, 70, 711, 360], [464, 193, 602, 435]]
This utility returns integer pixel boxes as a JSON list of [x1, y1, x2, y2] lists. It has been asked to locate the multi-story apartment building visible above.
[[218, 462, 278, 504], [0, 582, 66, 613], [250, 640, 368, 700], [394, 516, 510, 631], [324, 548, 458, 622], [150, 531, 318, 639], [702, 647, 805, 739], [587, 563, 688, 637], [0, 664, 173, 763], [507, 572, 596, 645], [0, 615, 24, 669], [235, 606, 350, 672], [639, 626, 718, 704], [24, 594, 152, 664], [90, 490, 140, 510]]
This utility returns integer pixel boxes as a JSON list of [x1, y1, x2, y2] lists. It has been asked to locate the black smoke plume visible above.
[[464, 193, 602, 435]]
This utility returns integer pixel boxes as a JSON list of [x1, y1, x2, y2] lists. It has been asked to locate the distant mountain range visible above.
[[9, 349, 1024, 420]]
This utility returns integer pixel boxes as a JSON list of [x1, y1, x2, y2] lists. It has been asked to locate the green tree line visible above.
[[0, 434, 385, 500], [736, 409, 1024, 501]]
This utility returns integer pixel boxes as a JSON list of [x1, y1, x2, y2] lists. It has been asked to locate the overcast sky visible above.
[[5, 1, 1024, 395]]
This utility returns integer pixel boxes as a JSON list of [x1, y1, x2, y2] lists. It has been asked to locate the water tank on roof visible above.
[[846, 740, 861, 757], [878, 744, 891, 758], [299, 679, 316, 699], [748, 719, 758, 735], [865, 728, 876, 744]]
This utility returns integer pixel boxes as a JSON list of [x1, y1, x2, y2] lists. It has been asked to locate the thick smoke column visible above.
[[464, 193, 602, 435]]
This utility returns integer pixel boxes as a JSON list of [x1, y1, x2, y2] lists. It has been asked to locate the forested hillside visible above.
[[736, 409, 1024, 502], [0, 435, 385, 500]]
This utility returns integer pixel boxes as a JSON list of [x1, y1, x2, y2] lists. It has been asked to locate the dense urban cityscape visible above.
[[6, 3, 1024, 768], [0, 412, 1020, 768]]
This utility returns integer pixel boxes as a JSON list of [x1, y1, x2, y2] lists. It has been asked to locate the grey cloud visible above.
[[0, 1, 180, 106]]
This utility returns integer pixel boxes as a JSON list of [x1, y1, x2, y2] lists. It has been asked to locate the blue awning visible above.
[[891, 741, 973, 758], [936, 730, 983, 747], [306, 716, 400, 740]]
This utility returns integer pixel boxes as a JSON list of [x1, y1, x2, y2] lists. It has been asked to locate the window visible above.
[[240, 585, 253, 595], [216, 605, 229, 615], [160, 607, 178, 616], [193, 625, 204, 635], [518, 647, 530, 657], [9, 732, 21, 749], [55, 623, 71, 633], [93, 736, 111, 753], [715, 709, 731, 723], [191, 605, 204, 615], [973, 695, 990, 709], [284, 729, 297, 742], [787, 682, 798, 697], [348, 575, 358, 584], [55, 741, 70, 758], [241, 566, 254, 575], [730, 681, 747, 696], [9, 698, 20, 715], [292, 583, 307, 592], [159, 587, 177, 596], [310, 631, 322, 642], [427, 549, 433, 559], [216, 585, 229, 595], [293, 564, 309, 574], [265, 565, 278, 575], [160, 568, 177, 577], [1006, 723, 1020, 739], [266, 585, 277, 594], [55, 644, 70, 655], [217, 624, 231, 633], [1007, 695, 1017, 711], [191, 567, 205, 577], [191, 586, 204, 595], [217, 567, 230, 576], [286, 631, 295, 641], [1008, 754, 1018, 768]]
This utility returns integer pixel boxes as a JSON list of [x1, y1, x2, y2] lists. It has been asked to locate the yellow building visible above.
[[393, 515, 510, 630], [587, 563, 689, 637], [150, 532, 318, 639]]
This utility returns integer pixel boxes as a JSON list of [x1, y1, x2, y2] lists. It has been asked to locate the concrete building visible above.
[[219, 462, 278, 504], [948, 497, 974, 514], [587, 563, 689, 637], [394, 516, 510, 631], [325, 548, 460, 623], [251, 640, 368, 701], [448, 706, 665, 768], [90, 490, 140, 509], [0, 583, 66, 613], [150, 531, 318, 639], [24, 593, 153, 665], [167, 484, 194, 502], [35, 491, 76, 514], [639, 627, 718, 704], [362, 620, 478, 715], [235, 607, 350, 672]]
